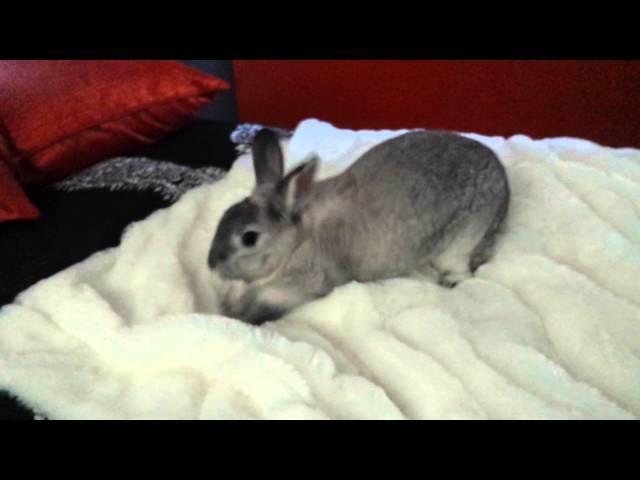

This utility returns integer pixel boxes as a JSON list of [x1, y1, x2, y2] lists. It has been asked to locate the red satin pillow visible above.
[[0, 60, 229, 223]]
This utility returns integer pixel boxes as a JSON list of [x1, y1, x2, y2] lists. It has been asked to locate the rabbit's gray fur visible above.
[[209, 128, 510, 325]]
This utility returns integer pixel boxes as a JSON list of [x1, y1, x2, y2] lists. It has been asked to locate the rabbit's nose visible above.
[[208, 250, 229, 269]]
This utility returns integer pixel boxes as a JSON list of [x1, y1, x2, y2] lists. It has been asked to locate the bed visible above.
[[1, 60, 638, 420]]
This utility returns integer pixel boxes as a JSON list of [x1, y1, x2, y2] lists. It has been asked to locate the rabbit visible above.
[[208, 128, 510, 325]]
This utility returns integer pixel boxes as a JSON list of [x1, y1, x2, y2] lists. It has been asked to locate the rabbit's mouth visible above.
[[216, 263, 243, 281]]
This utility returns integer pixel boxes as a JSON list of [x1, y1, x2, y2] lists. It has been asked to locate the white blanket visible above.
[[1, 119, 639, 420]]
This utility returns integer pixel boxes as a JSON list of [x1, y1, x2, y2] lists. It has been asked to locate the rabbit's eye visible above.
[[241, 231, 260, 248]]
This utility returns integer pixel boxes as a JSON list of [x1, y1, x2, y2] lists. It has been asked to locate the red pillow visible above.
[[0, 161, 39, 222], [0, 60, 229, 223]]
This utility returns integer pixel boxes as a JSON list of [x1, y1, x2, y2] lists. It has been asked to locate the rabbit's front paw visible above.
[[438, 270, 471, 289], [220, 282, 253, 318], [245, 304, 287, 325]]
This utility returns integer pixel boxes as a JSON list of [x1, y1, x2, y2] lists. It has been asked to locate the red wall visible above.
[[233, 60, 640, 148]]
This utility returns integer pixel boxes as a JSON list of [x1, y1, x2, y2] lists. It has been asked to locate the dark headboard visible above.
[[182, 60, 237, 123]]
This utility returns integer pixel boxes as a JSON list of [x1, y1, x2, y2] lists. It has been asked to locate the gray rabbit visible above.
[[209, 128, 510, 325]]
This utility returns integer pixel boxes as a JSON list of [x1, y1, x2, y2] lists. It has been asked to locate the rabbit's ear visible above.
[[277, 156, 319, 214], [252, 129, 284, 186]]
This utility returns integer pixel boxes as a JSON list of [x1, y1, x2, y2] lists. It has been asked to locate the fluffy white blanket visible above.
[[1, 119, 639, 420]]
